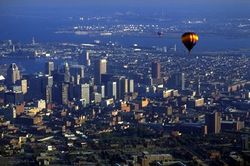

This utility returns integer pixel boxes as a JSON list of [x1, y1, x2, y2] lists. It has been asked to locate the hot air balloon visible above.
[[157, 31, 163, 37], [181, 32, 199, 53]]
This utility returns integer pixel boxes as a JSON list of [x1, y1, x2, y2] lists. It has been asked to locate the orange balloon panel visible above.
[[182, 32, 199, 52]]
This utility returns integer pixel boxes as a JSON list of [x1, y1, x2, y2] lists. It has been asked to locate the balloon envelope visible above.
[[182, 32, 199, 52], [157, 31, 163, 36]]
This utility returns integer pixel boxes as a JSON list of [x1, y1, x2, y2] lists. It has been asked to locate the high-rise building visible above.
[[101, 73, 113, 86], [53, 83, 69, 105], [167, 72, 185, 90], [45, 86, 53, 103], [93, 92, 102, 103], [80, 83, 90, 104], [0, 104, 16, 120], [94, 59, 107, 85], [15, 79, 28, 94], [63, 62, 70, 83], [81, 50, 91, 66], [118, 78, 128, 99], [205, 111, 221, 134], [152, 62, 161, 79], [4, 91, 24, 105], [42, 75, 53, 88], [70, 65, 84, 84], [70, 65, 84, 78], [45, 61, 54, 76], [107, 81, 117, 99], [97, 85, 105, 98], [61, 83, 69, 105], [6, 63, 21, 86], [42, 75, 53, 103], [27, 75, 43, 100], [129, 79, 134, 93], [19, 79, 27, 94]]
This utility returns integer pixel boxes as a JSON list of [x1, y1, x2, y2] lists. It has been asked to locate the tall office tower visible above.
[[115, 76, 129, 99], [118, 77, 128, 99], [20, 79, 27, 94], [42, 75, 53, 103], [101, 73, 113, 86], [67, 83, 74, 100], [42, 75, 53, 88], [52, 83, 69, 105], [27, 75, 43, 100], [70, 65, 84, 84], [94, 59, 107, 85], [6, 63, 21, 86], [129, 79, 134, 93], [63, 62, 70, 83], [100, 85, 105, 98], [52, 72, 65, 84], [97, 85, 105, 98], [61, 83, 69, 105], [152, 61, 161, 79], [4, 91, 24, 105], [167, 72, 185, 90], [45, 86, 53, 103], [45, 61, 54, 76], [107, 81, 117, 99], [1, 104, 17, 120], [80, 83, 90, 104], [205, 111, 221, 134], [81, 50, 91, 66]]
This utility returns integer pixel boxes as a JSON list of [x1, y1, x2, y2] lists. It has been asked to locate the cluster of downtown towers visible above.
[[3, 51, 146, 107], [2, 50, 187, 114]]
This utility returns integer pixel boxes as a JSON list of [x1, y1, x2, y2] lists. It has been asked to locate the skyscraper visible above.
[[167, 72, 185, 91], [4, 91, 24, 105], [20, 79, 28, 94], [118, 77, 128, 99], [80, 83, 90, 104], [45, 86, 53, 103], [70, 65, 84, 84], [152, 62, 161, 79], [45, 61, 54, 76], [205, 111, 221, 134], [6, 63, 21, 86], [81, 50, 91, 66], [61, 83, 69, 105], [42, 75, 53, 103], [107, 81, 117, 99], [129, 79, 134, 93], [94, 59, 107, 85], [63, 62, 70, 83], [27, 75, 43, 100], [97, 85, 105, 98]]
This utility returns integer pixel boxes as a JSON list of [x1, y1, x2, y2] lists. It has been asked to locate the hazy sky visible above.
[[0, 0, 250, 18]]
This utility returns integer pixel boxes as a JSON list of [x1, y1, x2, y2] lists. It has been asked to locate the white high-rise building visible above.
[[45, 61, 54, 76], [81, 84, 90, 104], [129, 79, 134, 93]]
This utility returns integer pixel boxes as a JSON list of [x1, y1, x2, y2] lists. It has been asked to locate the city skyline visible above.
[[0, 1, 250, 165]]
